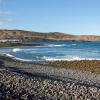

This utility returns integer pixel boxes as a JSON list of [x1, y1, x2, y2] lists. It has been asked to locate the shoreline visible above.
[[0, 42, 45, 48], [0, 54, 100, 85], [0, 53, 100, 99], [0, 53, 100, 74]]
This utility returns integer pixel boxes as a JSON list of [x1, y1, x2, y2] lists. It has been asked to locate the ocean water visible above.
[[0, 41, 100, 62]]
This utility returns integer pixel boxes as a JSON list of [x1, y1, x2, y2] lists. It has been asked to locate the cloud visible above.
[[0, 11, 13, 18], [0, 0, 15, 25], [0, 18, 14, 22], [0, 18, 14, 25], [0, 11, 12, 16], [0, 11, 14, 25]]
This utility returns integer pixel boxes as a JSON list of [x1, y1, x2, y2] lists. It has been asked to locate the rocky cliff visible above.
[[0, 29, 100, 42]]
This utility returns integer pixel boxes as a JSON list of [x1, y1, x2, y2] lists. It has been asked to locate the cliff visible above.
[[0, 29, 100, 42]]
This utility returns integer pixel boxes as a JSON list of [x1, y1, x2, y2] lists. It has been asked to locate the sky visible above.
[[0, 0, 100, 35]]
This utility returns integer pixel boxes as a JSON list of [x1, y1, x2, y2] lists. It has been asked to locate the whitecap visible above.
[[48, 44, 66, 47], [3, 53, 33, 62], [13, 48, 21, 52], [40, 56, 100, 61], [72, 44, 77, 46]]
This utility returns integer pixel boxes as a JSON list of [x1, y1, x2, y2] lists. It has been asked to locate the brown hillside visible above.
[[0, 29, 100, 42]]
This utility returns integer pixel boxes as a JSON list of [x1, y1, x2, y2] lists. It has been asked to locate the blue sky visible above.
[[0, 0, 100, 35]]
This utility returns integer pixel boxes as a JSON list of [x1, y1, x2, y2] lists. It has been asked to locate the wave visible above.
[[1, 53, 33, 62], [1, 53, 100, 62], [13, 48, 21, 52], [47, 44, 66, 47], [45, 44, 77, 47], [1, 53, 46, 62], [41, 56, 100, 61], [72, 44, 77, 46], [11, 44, 77, 50]]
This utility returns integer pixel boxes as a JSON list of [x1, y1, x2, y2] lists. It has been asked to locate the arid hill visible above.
[[0, 29, 100, 42]]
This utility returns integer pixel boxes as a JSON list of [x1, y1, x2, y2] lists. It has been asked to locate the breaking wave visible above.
[[47, 44, 66, 47], [0, 53, 100, 62], [44, 44, 77, 47], [41, 56, 100, 61], [5, 54, 33, 62], [1, 53, 45, 62], [13, 48, 21, 52], [72, 44, 77, 46]]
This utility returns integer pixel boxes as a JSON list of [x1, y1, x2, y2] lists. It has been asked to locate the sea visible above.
[[0, 41, 100, 62]]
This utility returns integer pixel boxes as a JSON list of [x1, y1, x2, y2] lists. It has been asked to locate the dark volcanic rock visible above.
[[0, 42, 45, 47], [0, 69, 99, 100]]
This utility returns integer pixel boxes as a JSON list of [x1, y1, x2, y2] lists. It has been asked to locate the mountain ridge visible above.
[[0, 29, 100, 42]]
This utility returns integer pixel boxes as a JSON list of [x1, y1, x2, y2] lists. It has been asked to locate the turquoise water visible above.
[[0, 41, 100, 61]]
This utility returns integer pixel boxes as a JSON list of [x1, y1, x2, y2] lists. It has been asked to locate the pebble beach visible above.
[[0, 55, 100, 100], [0, 68, 100, 100]]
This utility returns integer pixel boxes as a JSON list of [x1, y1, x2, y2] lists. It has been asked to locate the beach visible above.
[[0, 0, 100, 99], [1, 0, 100, 99], [0, 41, 100, 99], [0, 55, 100, 99]]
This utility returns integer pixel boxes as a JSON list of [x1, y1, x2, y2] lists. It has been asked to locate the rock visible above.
[[0, 68, 99, 99]]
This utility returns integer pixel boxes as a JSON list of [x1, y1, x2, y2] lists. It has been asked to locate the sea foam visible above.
[[13, 48, 21, 52], [41, 56, 100, 61], [47, 44, 66, 47]]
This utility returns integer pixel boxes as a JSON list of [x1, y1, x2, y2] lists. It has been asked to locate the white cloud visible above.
[[0, 0, 14, 26], [0, 0, 15, 25], [0, 11, 12, 16], [0, 18, 14, 22], [0, 18, 14, 25]]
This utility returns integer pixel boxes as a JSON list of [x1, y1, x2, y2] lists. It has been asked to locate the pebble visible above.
[[0, 69, 99, 100]]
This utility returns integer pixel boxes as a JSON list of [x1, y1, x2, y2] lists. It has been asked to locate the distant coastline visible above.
[[0, 42, 45, 48], [0, 29, 100, 42]]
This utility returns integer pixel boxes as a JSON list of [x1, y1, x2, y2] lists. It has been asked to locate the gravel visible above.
[[4, 60, 100, 84], [0, 69, 100, 100], [0, 56, 100, 99]]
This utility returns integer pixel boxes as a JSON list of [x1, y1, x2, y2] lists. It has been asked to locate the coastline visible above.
[[0, 42, 45, 48], [0, 54, 100, 85], [0, 53, 100, 99], [0, 42, 100, 99]]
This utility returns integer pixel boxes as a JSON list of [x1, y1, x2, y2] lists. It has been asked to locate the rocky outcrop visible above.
[[0, 29, 100, 42]]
